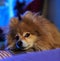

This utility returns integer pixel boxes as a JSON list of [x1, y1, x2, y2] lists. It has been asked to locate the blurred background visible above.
[[0, 0, 60, 30]]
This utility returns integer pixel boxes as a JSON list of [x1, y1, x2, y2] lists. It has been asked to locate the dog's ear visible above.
[[22, 11, 33, 20], [22, 11, 40, 22], [9, 18, 19, 28]]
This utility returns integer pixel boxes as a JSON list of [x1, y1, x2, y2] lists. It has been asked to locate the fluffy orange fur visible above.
[[7, 11, 60, 53]]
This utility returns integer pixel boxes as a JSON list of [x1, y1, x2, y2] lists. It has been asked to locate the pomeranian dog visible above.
[[6, 11, 60, 54]]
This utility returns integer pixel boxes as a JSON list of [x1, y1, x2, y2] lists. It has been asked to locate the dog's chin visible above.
[[6, 45, 29, 51], [6, 46, 33, 54]]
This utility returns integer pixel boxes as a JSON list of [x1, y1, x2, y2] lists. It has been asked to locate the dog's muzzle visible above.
[[16, 40, 24, 50]]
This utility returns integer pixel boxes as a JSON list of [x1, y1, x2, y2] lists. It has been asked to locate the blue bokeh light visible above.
[[0, 2, 9, 26], [8, 0, 14, 18]]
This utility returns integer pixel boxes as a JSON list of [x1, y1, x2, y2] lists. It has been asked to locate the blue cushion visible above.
[[1, 48, 60, 61]]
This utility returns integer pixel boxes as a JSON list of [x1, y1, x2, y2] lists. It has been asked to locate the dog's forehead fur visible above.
[[9, 17, 41, 36], [18, 18, 40, 35]]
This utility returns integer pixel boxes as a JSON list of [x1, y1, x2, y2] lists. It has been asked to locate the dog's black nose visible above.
[[16, 41, 23, 48]]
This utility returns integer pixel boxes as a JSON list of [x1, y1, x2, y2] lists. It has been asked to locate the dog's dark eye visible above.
[[24, 33, 30, 37], [15, 35, 19, 40]]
